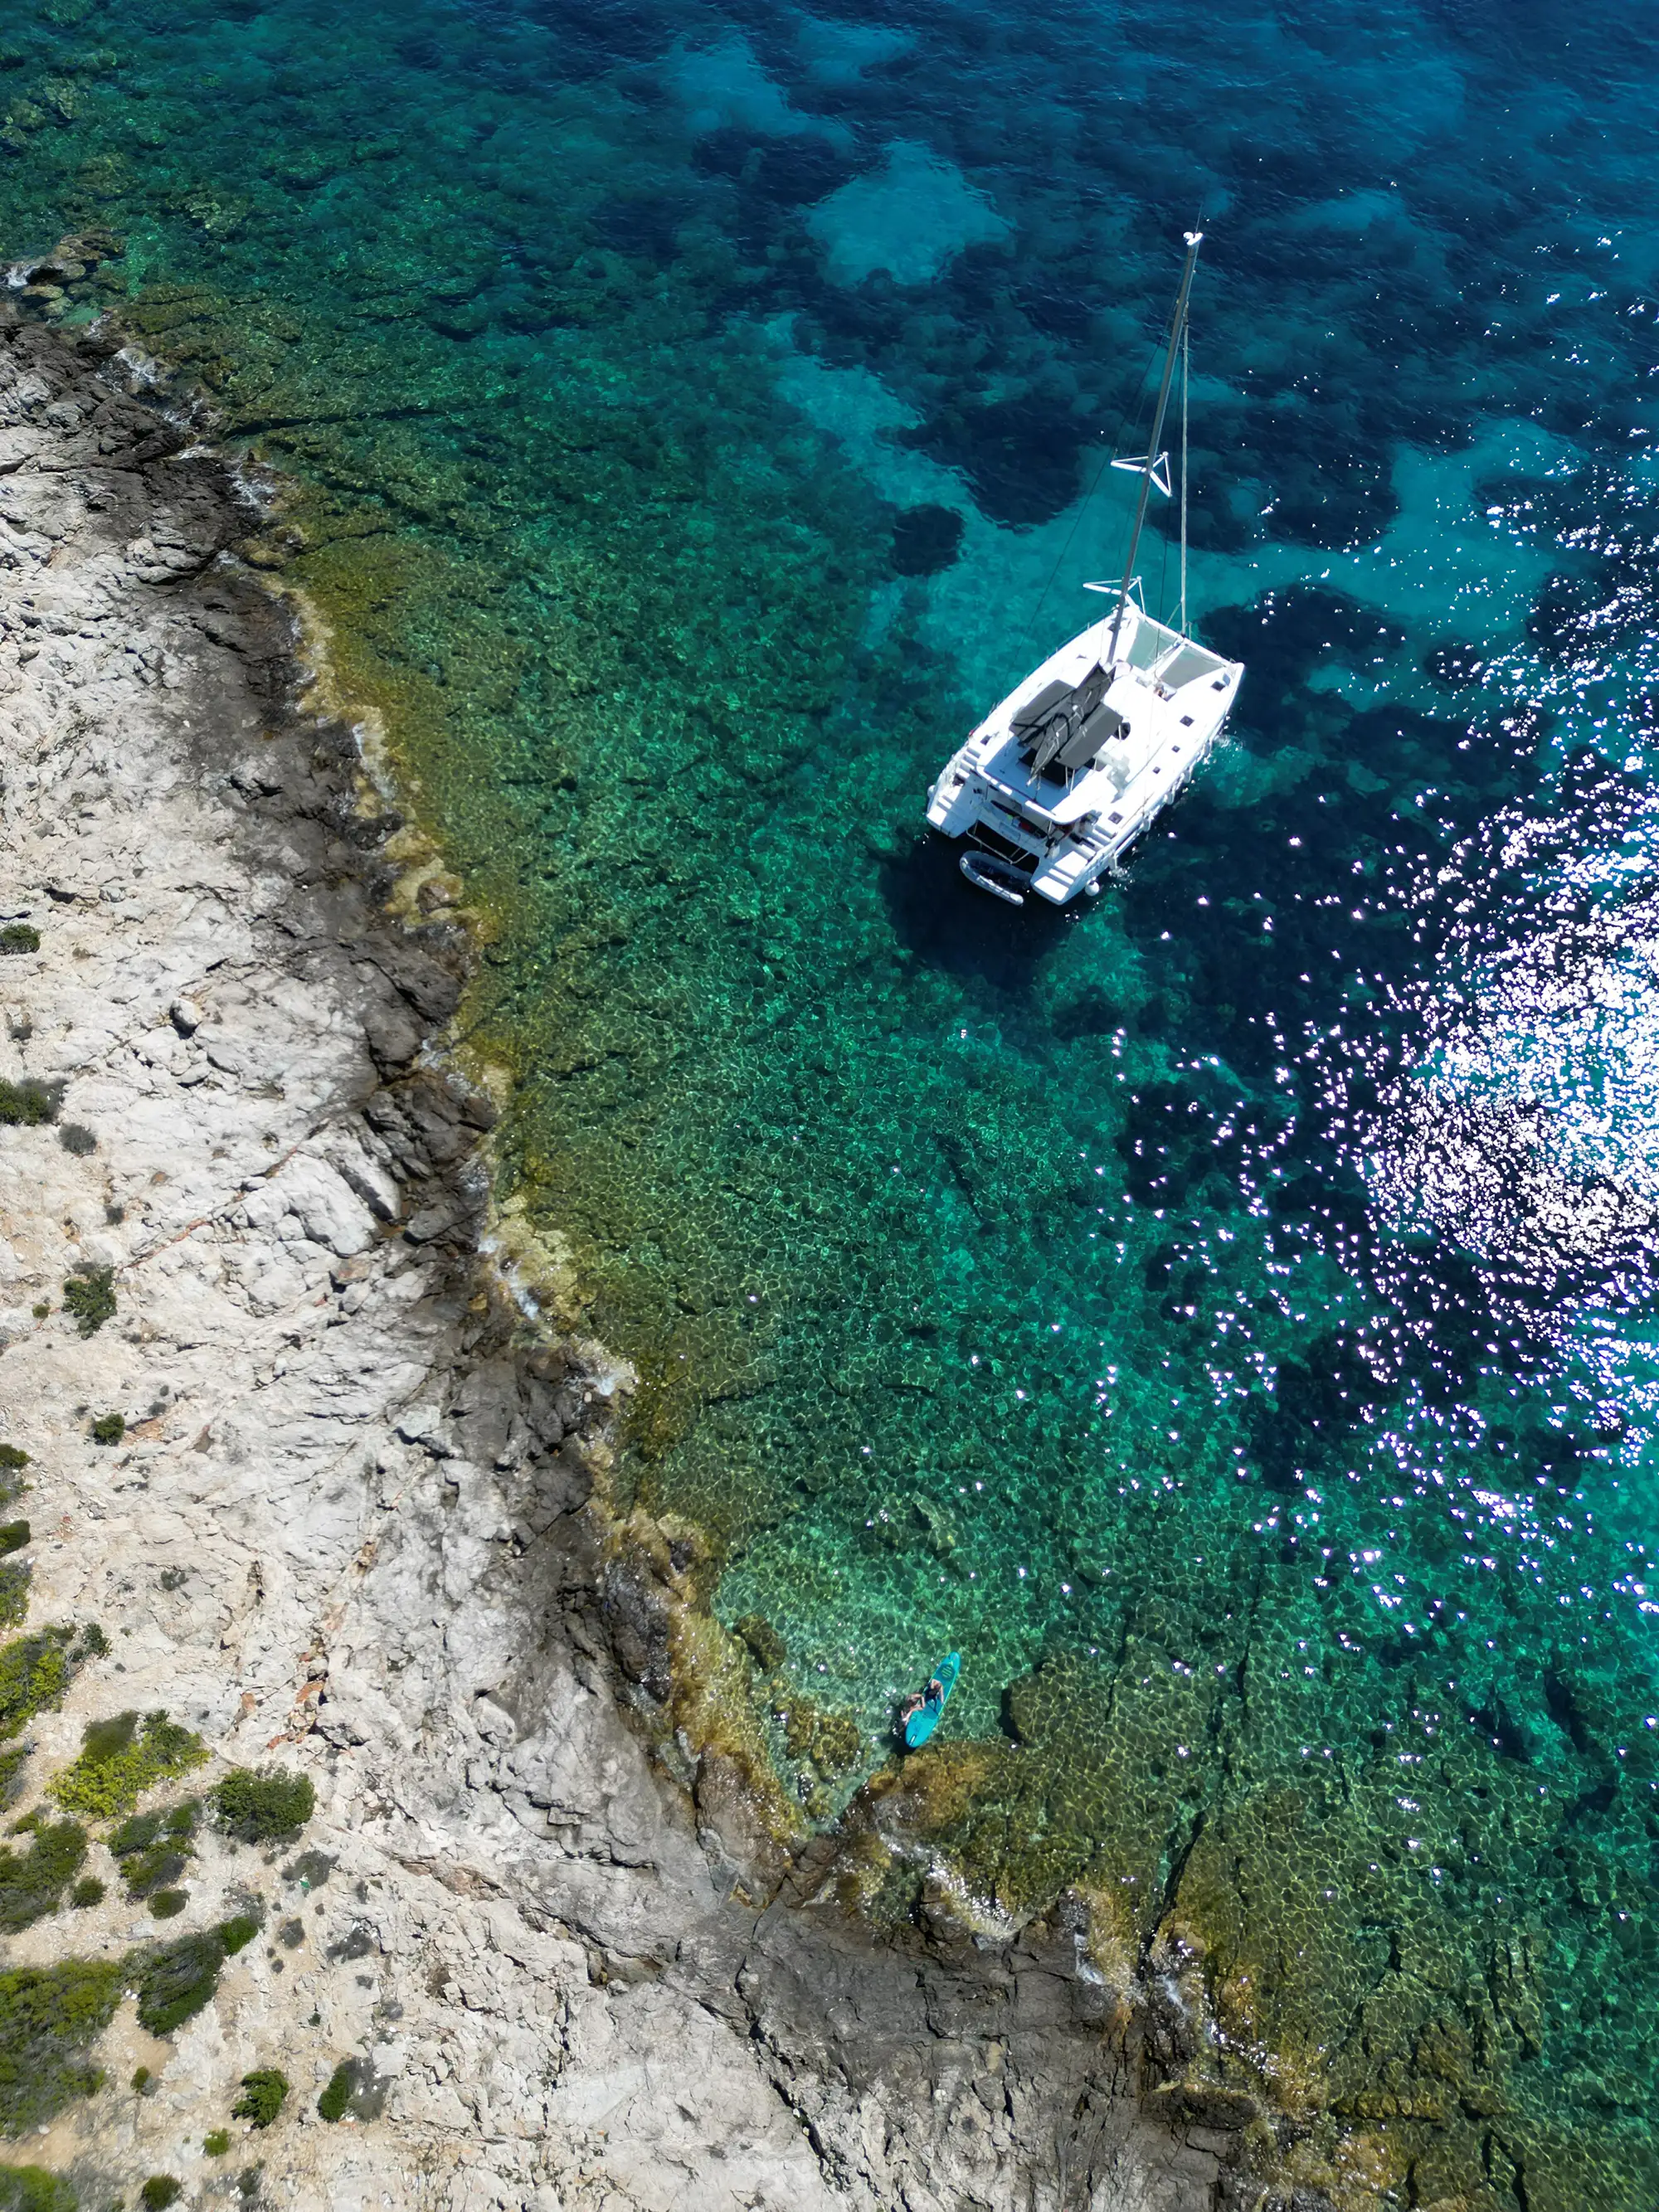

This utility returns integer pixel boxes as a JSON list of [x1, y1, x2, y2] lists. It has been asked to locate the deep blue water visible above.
[[6, 0, 1659, 2197]]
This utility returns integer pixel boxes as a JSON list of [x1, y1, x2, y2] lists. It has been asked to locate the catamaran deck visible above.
[[927, 600, 1243, 903]]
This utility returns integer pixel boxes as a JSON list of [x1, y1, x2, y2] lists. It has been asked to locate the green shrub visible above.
[[0, 2164, 77, 2212], [148, 1890, 187, 1919], [231, 2069, 288, 2129], [132, 1911, 258, 2038], [51, 1711, 207, 1820], [56, 1126, 95, 1158], [70, 1625, 108, 1662], [139, 2182, 181, 2212], [111, 1801, 197, 1901], [0, 1959, 124, 2131], [203, 2128, 230, 2157], [0, 1631, 71, 1741], [27, 1306, 45, 1323], [212, 1767, 314, 1846], [68, 1879, 103, 1909], [0, 1082, 57, 1127], [0, 1449, 24, 1475], [112, 1796, 197, 1866], [109, 1808, 163, 1856], [0, 1566, 29, 1635], [0, 1821, 86, 1932], [0, 1526, 27, 1559], [61, 1268, 114, 1339], [0, 926, 39, 956], [133, 1932, 223, 2037], [130, 2066, 152, 2093], [0, 1748, 27, 1811], [89, 1416, 123, 1448], [129, 1850, 184, 1898], [316, 2057, 356, 2122], [110, 1805, 160, 1858]]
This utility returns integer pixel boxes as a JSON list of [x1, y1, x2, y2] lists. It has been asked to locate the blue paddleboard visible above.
[[902, 1651, 961, 1749]]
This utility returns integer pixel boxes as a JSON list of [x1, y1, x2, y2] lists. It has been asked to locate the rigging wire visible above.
[[1180, 308, 1190, 634], [1024, 330, 1161, 659], [1157, 483, 1172, 620]]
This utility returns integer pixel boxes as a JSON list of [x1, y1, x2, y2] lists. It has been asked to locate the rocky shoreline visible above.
[[0, 305, 1263, 2212]]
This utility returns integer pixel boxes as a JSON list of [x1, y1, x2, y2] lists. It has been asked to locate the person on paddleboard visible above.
[[896, 1676, 945, 1730]]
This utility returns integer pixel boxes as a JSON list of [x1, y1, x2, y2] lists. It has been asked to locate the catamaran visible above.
[[926, 231, 1243, 907]]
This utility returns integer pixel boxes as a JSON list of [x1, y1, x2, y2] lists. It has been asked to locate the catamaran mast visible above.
[[1108, 229, 1204, 661]]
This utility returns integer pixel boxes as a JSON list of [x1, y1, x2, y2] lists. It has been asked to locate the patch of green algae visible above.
[[3, 10, 1659, 2206]]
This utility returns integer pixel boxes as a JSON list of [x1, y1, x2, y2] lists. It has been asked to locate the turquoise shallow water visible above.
[[7, 0, 1659, 2196]]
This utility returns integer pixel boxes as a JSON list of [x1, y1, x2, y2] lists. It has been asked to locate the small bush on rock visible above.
[[110, 1808, 163, 1856], [133, 1931, 223, 2037], [56, 1125, 95, 1157], [114, 1802, 198, 1887], [61, 1267, 114, 1338], [0, 1082, 57, 1128], [316, 2057, 357, 2122], [69, 1878, 103, 1909], [139, 2180, 182, 2211], [0, 2164, 77, 2212], [89, 1416, 123, 1448], [0, 1565, 29, 1634], [212, 1767, 314, 1846], [51, 1711, 207, 1820], [0, 1958, 124, 2131], [0, 1631, 72, 1742], [0, 926, 39, 956], [134, 1909, 259, 2037], [231, 2069, 288, 2129], [0, 1749, 27, 1811], [148, 1889, 187, 1919], [0, 1821, 87, 1932], [0, 1524, 27, 1558]]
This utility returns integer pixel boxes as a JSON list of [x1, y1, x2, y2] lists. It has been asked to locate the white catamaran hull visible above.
[[926, 598, 1243, 907], [927, 229, 1244, 910]]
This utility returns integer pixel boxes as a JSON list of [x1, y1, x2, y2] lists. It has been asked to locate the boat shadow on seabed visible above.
[[880, 827, 1078, 989]]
